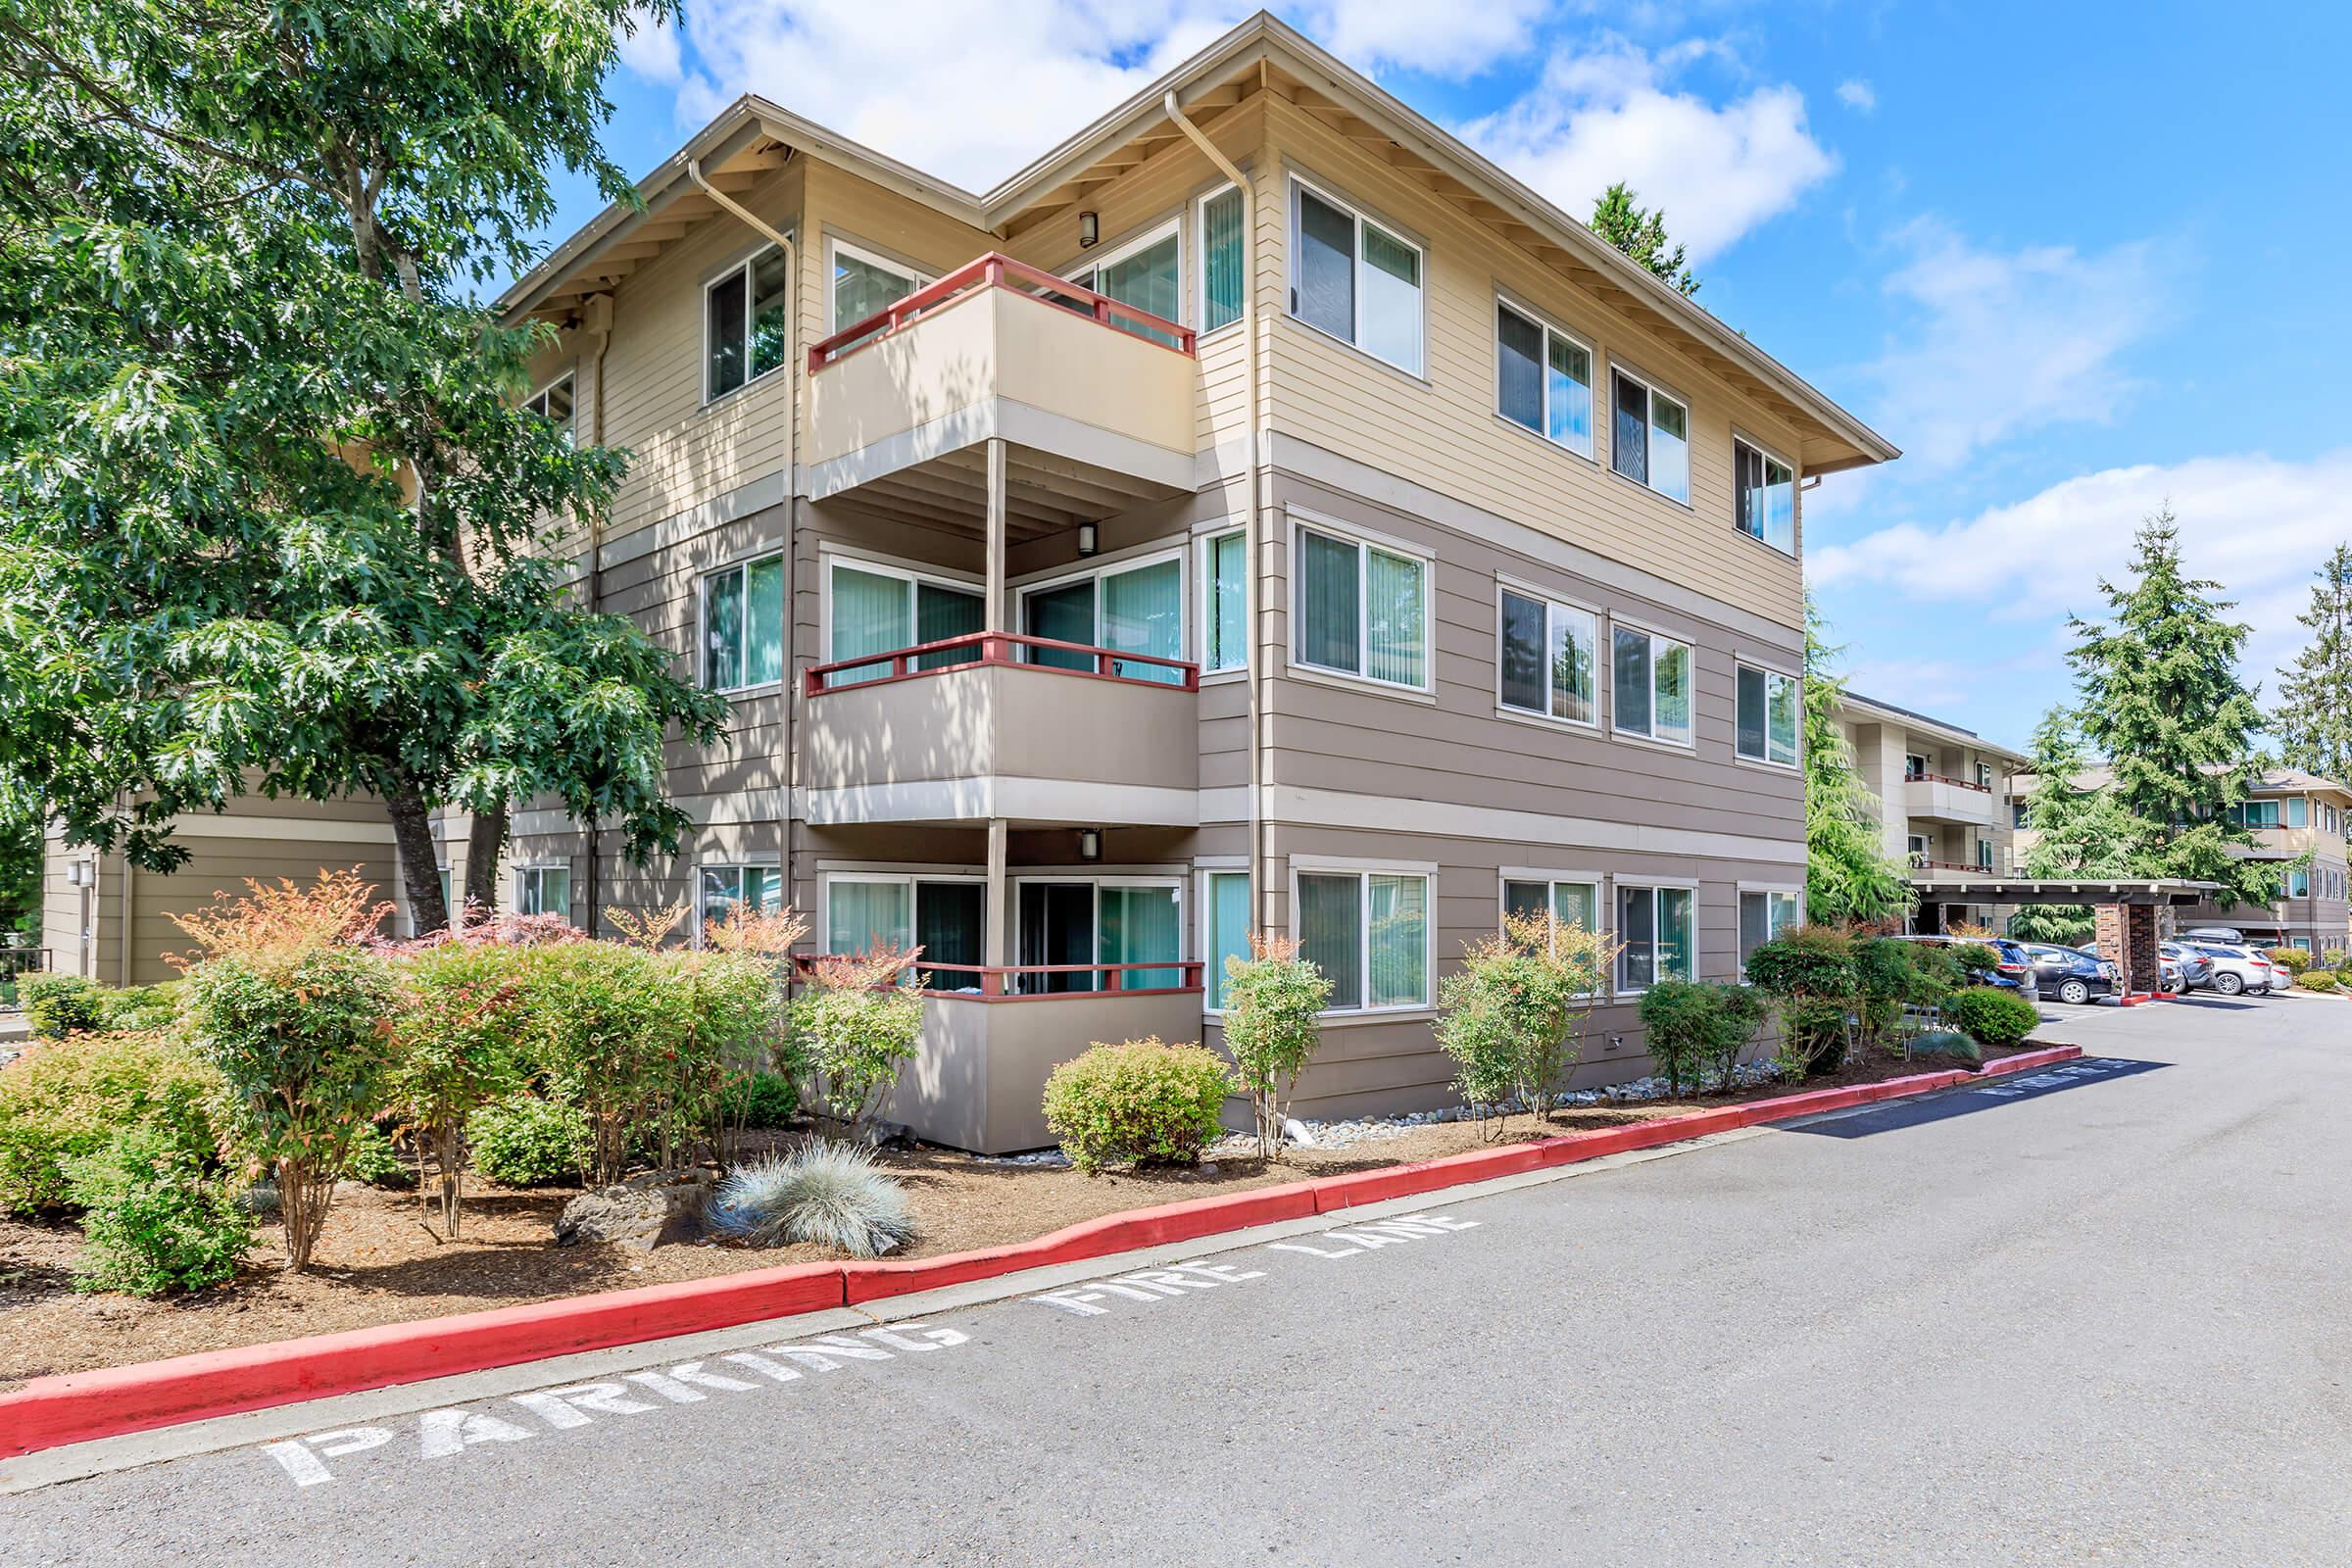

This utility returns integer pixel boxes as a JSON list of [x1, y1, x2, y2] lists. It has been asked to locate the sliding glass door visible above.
[[1016, 879, 1184, 994], [1020, 555, 1184, 682]]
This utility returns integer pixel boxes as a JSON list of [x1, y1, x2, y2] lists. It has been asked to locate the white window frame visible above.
[[1610, 619, 1696, 749], [523, 370, 576, 442], [1731, 433, 1797, 555], [1907, 833, 1931, 865], [818, 870, 988, 962], [1063, 217, 1183, 318], [1735, 660, 1800, 768], [514, 864, 572, 923], [818, 551, 984, 667], [823, 235, 932, 337], [1014, 543, 1189, 660], [1499, 870, 1605, 996], [1195, 182, 1247, 336], [1737, 884, 1805, 978], [1614, 878, 1699, 995], [1493, 295, 1595, 460], [1905, 753, 1929, 780], [696, 859, 784, 947], [1286, 172, 1425, 377], [1494, 580, 1600, 730], [1608, 362, 1691, 506], [1287, 512, 1435, 696], [699, 549, 787, 695], [702, 243, 791, 405], [1198, 526, 1250, 677], [1289, 858, 1438, 1016], [1977, 760, 1995, 792]]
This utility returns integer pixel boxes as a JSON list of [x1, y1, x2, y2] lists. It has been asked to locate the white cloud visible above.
[[1862, 220, 2167, 469], [1812, 451, 2352, 693], [1836, 77, 1875, 113], [614, 6, 681, 85], [1461, 35, 1837, 262], [1294, 0, 1555, 77]]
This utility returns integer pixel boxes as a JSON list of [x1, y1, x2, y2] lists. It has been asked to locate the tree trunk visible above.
[[463, 802, 507, 921], [383, 781, 448, 935]]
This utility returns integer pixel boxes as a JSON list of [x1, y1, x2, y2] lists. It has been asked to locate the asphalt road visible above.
[[9, 995, 2352, 1566]]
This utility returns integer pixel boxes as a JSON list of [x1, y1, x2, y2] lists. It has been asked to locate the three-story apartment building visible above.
[[1835, 691, 2026, 931], [472, 16, 1896, 1150]]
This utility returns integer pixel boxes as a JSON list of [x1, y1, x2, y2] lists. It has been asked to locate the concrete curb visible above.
[[0, 1043, 2082, 1458]]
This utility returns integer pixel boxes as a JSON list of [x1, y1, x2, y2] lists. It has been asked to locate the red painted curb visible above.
[[0, 1043, 2082, 1459]]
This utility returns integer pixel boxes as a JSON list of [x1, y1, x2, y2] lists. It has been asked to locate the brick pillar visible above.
[[2095, 904, 2163, 994]]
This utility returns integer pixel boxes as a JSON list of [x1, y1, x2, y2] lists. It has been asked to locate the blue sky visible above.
[[531, 2, 2352, 752]]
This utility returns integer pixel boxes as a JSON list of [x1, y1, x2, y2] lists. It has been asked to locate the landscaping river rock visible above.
[[553, 1169, 716, 1250]]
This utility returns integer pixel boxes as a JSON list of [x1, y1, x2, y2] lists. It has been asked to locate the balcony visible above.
[[800, 632, 1200, 826], [1903, 772, 1997, 827], [801, 253, 1200, 524]]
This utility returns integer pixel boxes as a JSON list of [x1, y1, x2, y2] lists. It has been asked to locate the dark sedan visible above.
[[2020, 944, 2118, 1005]]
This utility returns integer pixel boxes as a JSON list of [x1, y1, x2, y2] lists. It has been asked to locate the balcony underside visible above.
[[815, 434, 1188, 538]]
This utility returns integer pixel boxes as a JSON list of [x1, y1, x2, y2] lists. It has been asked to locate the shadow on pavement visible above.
[[1786, 1056, 2168, 1139]]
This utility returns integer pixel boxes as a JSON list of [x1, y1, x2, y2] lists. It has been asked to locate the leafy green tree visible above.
[[2273, 543, 2352, 784], [2008, 708, 2139, 945], [2069, 509, 2280, 908], [1803, 602, 1912, 926], [0, 0, 723, 933], [1590, 181, 1699, 296], [0, 790, 37, 942], [1220, 933, 1331, 1160]]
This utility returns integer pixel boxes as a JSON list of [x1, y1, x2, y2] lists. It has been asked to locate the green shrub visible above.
[[786, 950, 926, 1141], [1637, 981, 1769, 1096], [0, 1029, 227, 1214], [1433, 911, 1616, 1125], [98, 983, 183, 1033], [1220, 934, 1331, 1158], [467, 1095, 591, 1187], [2268, 947, 2312, 975], [390, 941, 533, 1233], [1778, 998, 1855, 1077], [1742, 926, 1859, 1002], [522, 941, 696, 1182], [66, 1126, 255, 1297], [19, 974, 105, 1039], [720, 1071, 800, 1128], [1041, 1038, 1234, 1173], [1949, 942, 2003, 980], [1943, 986, 2040, 1048], [2297, 969, 2338, 993], [340, 1120, 415, 1188], [1910, 1029, 1982, 1063]]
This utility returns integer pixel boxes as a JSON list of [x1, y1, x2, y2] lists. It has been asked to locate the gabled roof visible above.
[[499, 12, 1896, 473], [1838, 690, 2029, 765]]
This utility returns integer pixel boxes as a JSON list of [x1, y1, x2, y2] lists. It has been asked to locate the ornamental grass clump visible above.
[[707, 1141, 914, 1258], [1041, 1038, 1235, 1173], [171, 870, 399, 1271], [1219, 933, 1330, 1159]]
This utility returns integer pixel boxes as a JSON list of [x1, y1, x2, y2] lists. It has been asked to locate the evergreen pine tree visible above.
[[1803, 601, 1911, 926], [2273, 543, 2352, 784], [2069, 508, 2280, 907], [2008, 708, 2140, 945], [1590, 181, 1700, 297]]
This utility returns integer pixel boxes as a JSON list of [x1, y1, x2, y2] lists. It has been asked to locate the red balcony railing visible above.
[[1907, 771, 1991, 793], [803, 630, 1199, 697], [807, 251, 1199, 373], [794, 955, 1203, 1003]]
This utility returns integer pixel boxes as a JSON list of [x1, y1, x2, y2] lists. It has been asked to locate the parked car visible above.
[[2182, 926, 2247, 945], [2021, 944, 2118, 1005], [2191, 943, 2277, 997], [2160, 942, 2214, 992], [1889, 934, 2042, 1002]]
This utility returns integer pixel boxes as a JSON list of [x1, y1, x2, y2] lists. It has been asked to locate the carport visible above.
[[1911, 877, 2224, 995]]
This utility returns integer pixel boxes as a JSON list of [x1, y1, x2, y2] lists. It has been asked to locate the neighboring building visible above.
[[1835, 692, 2027, 931], [2013, 767, 2352, 955]]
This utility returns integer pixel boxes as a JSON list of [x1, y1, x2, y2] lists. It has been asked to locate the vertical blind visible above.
[[1364, 548, 1425, 688], [1297, 872, 1363, 1009], [1100, 885, 1183, 989], [1298, 528, 1361, 673], [1208, 871, 1250, 1007], [1207, 531, 1247, 670], [1100, 558, 1183, 682], [1201, 188, 1246, 332]]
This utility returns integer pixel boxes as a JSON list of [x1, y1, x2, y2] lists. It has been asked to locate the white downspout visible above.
[[1163, 91, 1268, 935]]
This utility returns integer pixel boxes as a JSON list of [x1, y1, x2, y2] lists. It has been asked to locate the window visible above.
[[2287, 797, 2310, 828], [514, 866, 570, 922], [1736, 663, 1798, 766], [1202, 870, 1250, 1009], [1502, 876, 1604, 992], [1201, 529, 1248, 673], [706, 246, 791, 401], [1293, 522, 1429, 691], [1497, 589, 1597, 725], [1739, 890, 1801, 972], [2292, 935, 2313, 951], [2014, 802, 2032, 830], [1016, 878, 1184, 995], [1612, 625, 1692, 745], [524, 373, 575, 441], [1494, 301, 1593, 457], [701, 553, 786, 692], [1977, 839, 1996, 871], [1733, 439, 1794, 554], [1616, 884, 1693, 992], [1290, 179, 1423, 374], [828, 239, 927, 335], [1977, 761, 1994, 792], [2289, 868, 2312, 898], [1297, 868, 1431, 1011], [1610, 368, 1689, 504], [699, 864, 782, 940], [2229, 800, 2282, 829], [824, 558, 984, 683], [1199, 185, 1246, 333], [824, 875, 985, 985], [1907, 834, 1930, 865], [1068, 220, 1183, 348], [1905, 753, 1929, 781], [1021, 552, 1185, 684]]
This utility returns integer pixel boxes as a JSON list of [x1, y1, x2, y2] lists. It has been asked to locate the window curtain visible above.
[[1553, 882, 1598, 934], [1297, 873, 1362, 1009], [1358, 223, 1420, 373], [1207, 532, 1248, 671], [829, 565, 910, 684], [1202, 189, 1246, 332], [1298, 529, 1361, 673], [1100, 885, 1182, 990], [744, 867, 783, 916], [1209, 872, 1250, 1007], [1499, 591, 1546, 712], [1547, 335, 1592, 450], [1364, 549, 1424, 688], [1613, 627, 1651, 736], [913, 582, 983, 671], [1297, 189, 1354, 341], [745, 556, 785, 687], [914, 882, 983, 985], [1099, 232, 1183, 349], [1551, 610, 1594, 723], [828, 881, 910, 956], [704, 567, 745, 689], [1503, 881, 1549, 921], [1496, 306, 1544, 432], [1018, 882, 1096, 994], [1367, 874, 1427, 1007], [1101, 559, 1183, 683], [1023, 580, 1097, 672], [833, 253, 913, 333]]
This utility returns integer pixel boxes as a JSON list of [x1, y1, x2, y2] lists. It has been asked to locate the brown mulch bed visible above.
[[0, 1041, 2052, 1389]]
